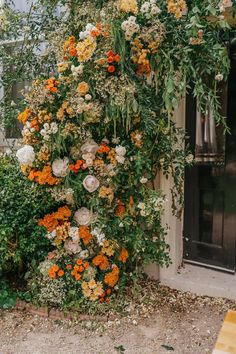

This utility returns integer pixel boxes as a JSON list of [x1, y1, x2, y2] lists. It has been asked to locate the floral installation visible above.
[[13, 0, 234, 307]]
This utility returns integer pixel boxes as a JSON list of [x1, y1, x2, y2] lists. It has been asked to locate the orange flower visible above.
[[107, 50, 115, 57], [97, 143, 110, 154], [58, 270, 65, 277], [55, 206, 72, 221], [107, 65, 115, 73], [114, 54, 121, 62], [77, 81, 89, 96], [106, 288, 112, 295], [91, 28, 100, 37], [118, 248, 129, 263], [104, 266, 119, 288], [30, 118, 40, 131], [29, 166, 59, 186], [84, 262, 89, 269], [45, 77, 59, 93], [38, 206, 71, 232], [38, 214, 58, 232], [78, 266, 84, 273], [115, 202, 126, 218], [48, 265, 60, 279], [79, 226, 93, 245], [69, 46, 77, 57], [18, 108, 32, 124], [108, 56, 114, 63], [77, 259, 83, 266], [92, 254, 109, 271], [75, 274, 81, 281], [66, 264, 72, 270]]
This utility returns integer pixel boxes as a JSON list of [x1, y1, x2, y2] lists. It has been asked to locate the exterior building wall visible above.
[[146, 98, 186, 280]]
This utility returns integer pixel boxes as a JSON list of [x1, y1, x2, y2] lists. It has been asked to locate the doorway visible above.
[[183, 41, 236, 272]]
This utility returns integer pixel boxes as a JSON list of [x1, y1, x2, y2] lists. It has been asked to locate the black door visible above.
[[184, 41, 236, 272]]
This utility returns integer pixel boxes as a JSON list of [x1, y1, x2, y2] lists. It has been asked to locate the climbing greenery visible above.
[[0, 0, 235, 307]]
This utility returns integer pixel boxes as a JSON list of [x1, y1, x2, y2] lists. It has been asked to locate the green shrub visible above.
[[0, 154, 57, 277]]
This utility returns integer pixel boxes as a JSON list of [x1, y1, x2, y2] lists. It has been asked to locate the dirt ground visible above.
[[0, 284, 235, 354]]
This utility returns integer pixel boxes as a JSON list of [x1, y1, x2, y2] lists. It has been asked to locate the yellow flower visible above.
[[77, 81, 89, 96], [88, 279, 97, 289], [76, 37, 97, 63], [117, 0, 138, 14]]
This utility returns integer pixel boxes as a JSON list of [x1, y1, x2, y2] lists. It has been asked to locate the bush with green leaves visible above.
[[0, 155, 57, 276]]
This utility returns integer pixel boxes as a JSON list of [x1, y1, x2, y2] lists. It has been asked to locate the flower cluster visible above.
[[15, 0, 196, 307]]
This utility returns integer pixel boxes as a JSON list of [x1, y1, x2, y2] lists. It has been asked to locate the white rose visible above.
[[52, 157, 69, 177], [74, 207, 93, 226], [80, 139, 99, 155], [83, 175, 100, 193], [116, 155, 126, 164], [115, 145, 126, 156], [64, 239, 82, 254], [16, 145, 35, 166]]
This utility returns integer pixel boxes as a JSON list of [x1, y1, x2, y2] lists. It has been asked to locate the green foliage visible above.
[[0, 279, 17, 308], [0, 155, 57, 275]]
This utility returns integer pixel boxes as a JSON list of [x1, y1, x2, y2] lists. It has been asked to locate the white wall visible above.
[[145, 98, 186, 280]]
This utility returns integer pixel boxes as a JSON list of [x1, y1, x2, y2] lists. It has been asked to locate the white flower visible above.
[[80, 139, 99, 155], [116, 155, 126, 164], [71, 64, 84, 77], [43, 123, 50, 130], [40, 129, 46, 136], [74, 207, 93, 226], [140, 210, 147, 217], [215, 73, 224, 81], [115, 145, 126, 156], [69, 226, 80, 242], [129, 16, 137, 23], [51, 122, 58, 134], [137, 202, 146, 210], [52, 157, 69, 177], [91, 228, 106, 246], [141, 2, 150, 13], [16, 145, 35, 166], [140, 177, 148, 184], [44, 135, 50, 141], [83, 175, 100, 193], [85, 94, 92, 101], [150, 4, 161, 15], [79, 250, 89, 259], [64, 239, 82, 254]]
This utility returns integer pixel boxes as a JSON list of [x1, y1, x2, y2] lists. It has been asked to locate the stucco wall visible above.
[[146, 98, 186, 279]]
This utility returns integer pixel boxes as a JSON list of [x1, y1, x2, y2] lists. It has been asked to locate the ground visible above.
[[0, 283, 235, 354]]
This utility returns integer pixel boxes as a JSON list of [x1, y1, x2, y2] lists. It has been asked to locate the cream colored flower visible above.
[[52, 157, 69, 177], [81, 140, 99, 155], [83, 175, 100, 193], [16, 145, 35, 166], [74, 207, 93, 226]]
